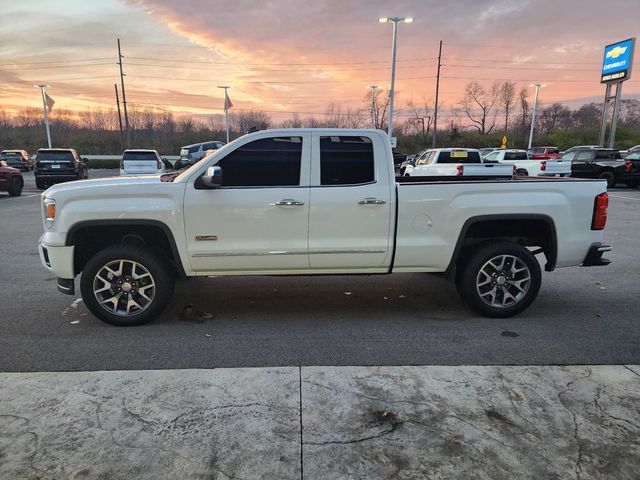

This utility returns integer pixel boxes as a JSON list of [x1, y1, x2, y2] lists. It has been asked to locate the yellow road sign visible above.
[[501, 135, 508, 149]]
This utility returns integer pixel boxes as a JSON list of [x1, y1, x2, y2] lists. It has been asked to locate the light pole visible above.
[[527, 83, 545, 149], [34, 84, 52, 148], [218, 85, 231, 143], [378, 16, 414, 139], [367, 85, 379, 128]]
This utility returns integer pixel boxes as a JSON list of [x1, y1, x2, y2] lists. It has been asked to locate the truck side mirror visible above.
[[201, 166, 223, 188]]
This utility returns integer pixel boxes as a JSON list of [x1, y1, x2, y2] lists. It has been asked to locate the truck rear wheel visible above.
[[456, 241, 541, 318], [80, 244, 175, 326], [598, 170, 616, 188]]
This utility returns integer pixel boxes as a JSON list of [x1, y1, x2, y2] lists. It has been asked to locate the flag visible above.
[[224, 92, 233, 110], [45, 92, 55, 111]]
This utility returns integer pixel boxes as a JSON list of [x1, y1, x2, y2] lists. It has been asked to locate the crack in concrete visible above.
[[557, 368, 593, 480], [623, 365, 640, 378], [305, 422, 401, 446], [593, 386, 638, 433]]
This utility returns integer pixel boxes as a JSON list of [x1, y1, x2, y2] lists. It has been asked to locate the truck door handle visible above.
[[358, 198, 386, 205], [274, 199, 305, 206]]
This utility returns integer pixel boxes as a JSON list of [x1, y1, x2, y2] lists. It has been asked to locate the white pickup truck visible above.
[[38, 129, 611, 326], [483, 149, 571, 177], [404, 148, 514, 177]]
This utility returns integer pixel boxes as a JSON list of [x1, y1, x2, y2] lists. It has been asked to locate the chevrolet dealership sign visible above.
[[601, 38, 635, 83]]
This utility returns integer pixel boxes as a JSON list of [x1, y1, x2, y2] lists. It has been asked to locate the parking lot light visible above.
[[527, 83, 546, 149], [379, 16, 414, 139]]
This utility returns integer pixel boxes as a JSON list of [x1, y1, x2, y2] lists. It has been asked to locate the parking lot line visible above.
[[609, 194, 640, 201]]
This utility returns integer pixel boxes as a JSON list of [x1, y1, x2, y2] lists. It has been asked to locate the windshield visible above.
[[170, 141, 236, 183]]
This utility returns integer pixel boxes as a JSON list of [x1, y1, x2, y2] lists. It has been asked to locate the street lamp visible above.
[[34, 84, 52, 148], [527, 83, 546, 149], [378, 16, 414, 139], [367, 85, 379, 128]]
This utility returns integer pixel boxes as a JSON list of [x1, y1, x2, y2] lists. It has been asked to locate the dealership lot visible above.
[[1, 170, 639, 372]]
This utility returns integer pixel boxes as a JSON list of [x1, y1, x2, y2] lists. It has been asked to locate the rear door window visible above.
[[320, 136, 374, 185], [576, 151, 592, 161], [504, 152, 528, 160], [562, 151, 577, 161]]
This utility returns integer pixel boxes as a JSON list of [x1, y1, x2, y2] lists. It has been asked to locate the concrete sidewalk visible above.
[[1, 366, 639, 479]]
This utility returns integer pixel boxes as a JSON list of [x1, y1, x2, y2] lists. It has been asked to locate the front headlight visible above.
[[43, 198, 56, 229]]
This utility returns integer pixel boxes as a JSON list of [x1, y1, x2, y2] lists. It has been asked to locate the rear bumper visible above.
[[581, 242, 612, 267], [35, 173, 79, 183]]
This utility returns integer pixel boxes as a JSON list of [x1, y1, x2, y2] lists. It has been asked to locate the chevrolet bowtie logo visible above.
[[606, 46, 628, 59]]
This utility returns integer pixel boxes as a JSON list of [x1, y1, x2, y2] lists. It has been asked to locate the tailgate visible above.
[[123, 160, 158, 174], [463, 164, 513, 176], [543, 160, 571, 175]]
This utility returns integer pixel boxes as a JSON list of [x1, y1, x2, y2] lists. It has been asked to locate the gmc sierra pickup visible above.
[[38, 129, 611, 326]]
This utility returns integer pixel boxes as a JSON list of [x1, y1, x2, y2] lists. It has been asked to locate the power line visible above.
[[125, 74, 435, 84], [1, 62, 114, 71], [0, 57, 114, 66], [125, 61, 434, 72], [443, 56, 600, 65], [125, 55, 433, 66], [442, 64, 596, 72]]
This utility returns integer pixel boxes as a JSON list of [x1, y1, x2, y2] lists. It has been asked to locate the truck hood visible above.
[[44, 174, 162, 196]]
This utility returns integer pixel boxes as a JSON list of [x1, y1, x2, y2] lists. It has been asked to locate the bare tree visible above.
[[539, 103, 573, 133], [405, 98, 433, 138], [517, 87, 529, 132], [460, 81, 500, 135], [499, 82, 516, 132]]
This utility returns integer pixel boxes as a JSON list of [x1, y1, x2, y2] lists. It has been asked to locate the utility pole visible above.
[[117, 38, 131, 147], [114, 84, 124, 150], [528, 83, 544, 149], [368, 85, 379, 128], [432, 40, 442, 147], [35, 84, 52, 148]]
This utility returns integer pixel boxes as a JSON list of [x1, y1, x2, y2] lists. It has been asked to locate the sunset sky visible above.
[[0, 0, 638, 122]]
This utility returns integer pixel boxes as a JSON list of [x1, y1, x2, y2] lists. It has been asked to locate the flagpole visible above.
[[218, 85, 230, 143], [35, 84, 52, 148]]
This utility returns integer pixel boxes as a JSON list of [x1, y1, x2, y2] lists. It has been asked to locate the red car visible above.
[[531, 146, 561, 160], [0, 161, 24, 196]]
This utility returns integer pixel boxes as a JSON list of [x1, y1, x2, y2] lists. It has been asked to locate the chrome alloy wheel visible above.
[[93, 259, 156, 317], [476, 254, 531, 308]]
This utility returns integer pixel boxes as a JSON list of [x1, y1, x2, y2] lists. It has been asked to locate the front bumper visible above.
[[581, 242, 612, 267], [38, 240, 76, 294]]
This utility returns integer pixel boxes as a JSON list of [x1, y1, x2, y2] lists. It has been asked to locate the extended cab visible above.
[[404, 148, 514, 177], [38, 129, 611, 326], [483, 149, 571, 177]]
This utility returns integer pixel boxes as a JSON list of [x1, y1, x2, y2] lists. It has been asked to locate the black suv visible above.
[[34, 148, 88, 190], [0, 150, 31, 171], [563, 148, 625, 188]]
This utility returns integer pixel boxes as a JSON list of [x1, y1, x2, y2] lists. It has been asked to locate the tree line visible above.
[[1, 84, 639, 156]]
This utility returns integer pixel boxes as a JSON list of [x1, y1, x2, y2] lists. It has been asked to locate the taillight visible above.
[[625, 160, 633, 173], [456, 165, 464, 176], [591, 192, 608, 230], [540, 160, 546, 171]]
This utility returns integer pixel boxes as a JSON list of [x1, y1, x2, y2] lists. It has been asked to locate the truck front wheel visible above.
[[456, 241, 541, 318], [80, 245, 175, 326]]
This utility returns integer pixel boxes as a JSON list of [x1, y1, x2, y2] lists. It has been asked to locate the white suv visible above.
[[180, 141, 225, 165], [120, 149, 166, 176]]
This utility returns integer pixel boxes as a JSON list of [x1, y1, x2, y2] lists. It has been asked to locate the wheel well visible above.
[[447, 216, 557, 277], [67, 223, 183, 276]]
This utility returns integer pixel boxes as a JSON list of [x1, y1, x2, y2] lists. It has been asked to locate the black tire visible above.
[[80, 244, 175, 326], [456, 241, 542, 318], [7, 177, 23, 196], [35, 178, 46, 190], [598, 170, 616, 188], [515, 168, 528, 176]]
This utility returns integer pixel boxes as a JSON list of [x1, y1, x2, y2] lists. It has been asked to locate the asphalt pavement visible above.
[[1, 171, 639, 372]]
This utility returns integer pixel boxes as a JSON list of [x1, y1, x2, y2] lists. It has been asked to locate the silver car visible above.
[[180, 141, 225, 165]]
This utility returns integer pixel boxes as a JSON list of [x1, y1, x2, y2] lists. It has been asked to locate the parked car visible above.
[[483, 149, 571, 177], [530, 146, 561, 160], [399, 152, 422, 176], [34, 148, 88, 190], [180, 141, 225, 165], [120, 149, 166, 176], [404, 148, 514, 177], [0, 150, 32, 171], [38, 128, 611, 326], [623, 145, 640, 157], [0, 161, 23, 196], [564, 148, 624, 188], [622, 151, 640, 188]]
